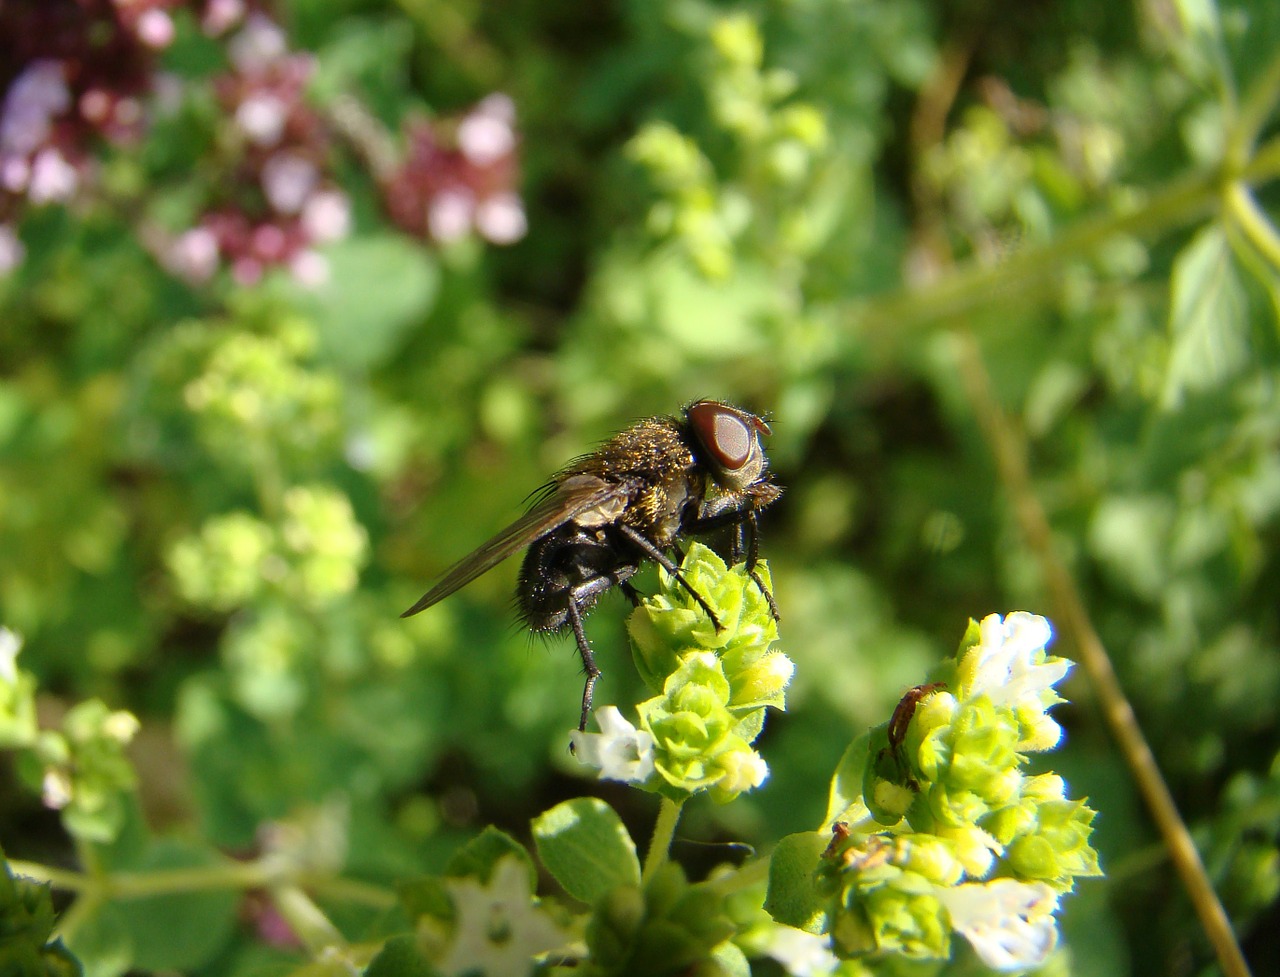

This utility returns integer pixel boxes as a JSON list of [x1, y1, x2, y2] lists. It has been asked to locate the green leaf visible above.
[[108, 841, 239, 972], [364, 934, 440, 977], [445, 826, 534, 887], [824, 731, 872, 827], [290, 235, 439, 370], [763, 830, 830, 933], [531, 798, 641, 905], [1163, 224, 1249, 405]]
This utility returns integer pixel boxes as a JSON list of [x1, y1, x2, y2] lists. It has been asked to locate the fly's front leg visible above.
[[616, 524, 723, 630], [743, 510, 781, 622]]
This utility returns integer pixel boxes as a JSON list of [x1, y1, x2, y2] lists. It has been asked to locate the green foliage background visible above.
[[2, 0, 1279, 974]]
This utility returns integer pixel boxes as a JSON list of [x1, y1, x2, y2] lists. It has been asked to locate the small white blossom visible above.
[[475, 193, 527, 245], [301, 189, 351, 243], [42, 768, 72, 810], [716, 748, 769, 793], [228, 14, 288, 72], [958, 613, 1070, 748], [570, 706, 656, 783], [429, 189, 475, 243], [0, 627, 21, 684], [28, 147, 79, 204], [203, 0, 246, 36], [135, 9, 176, 49], [763, 926, 838, 977], [937, 879, 1059, 971], [262, 152, 318, 213], [458, 95, 517, 166], [235, 94, 288, 146], [167, 226, 220, 282], [440, 856, 573, 977], [289, 249, 330, 288]]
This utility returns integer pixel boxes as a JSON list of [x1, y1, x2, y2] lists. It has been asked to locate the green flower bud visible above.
[[729, 652, 793, 712], [709, 14, 763, 70], [1006, 800, 1101, 888], [833, 866, 950, 961], [168, 512, 274, 611], [0, 629, 38, 749]]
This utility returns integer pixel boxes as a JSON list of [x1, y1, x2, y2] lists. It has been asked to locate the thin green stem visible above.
[[1228, 46, 1280, 165], [270, 884, 347, 957], [1225, 182, 1280, 271], [855, 133, 1280, 346], [642, 797, 684, 884]]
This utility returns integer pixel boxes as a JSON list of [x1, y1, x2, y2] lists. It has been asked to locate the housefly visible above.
[[402, 400, 783, 729]]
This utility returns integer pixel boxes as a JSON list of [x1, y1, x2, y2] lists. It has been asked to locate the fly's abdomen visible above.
[[517, 525, 639, 632]]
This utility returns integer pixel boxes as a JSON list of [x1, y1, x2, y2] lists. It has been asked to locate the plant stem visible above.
[[855, 133, 1280, 345], [642, 797, 684, 884], [953, 331, 1253, 977]]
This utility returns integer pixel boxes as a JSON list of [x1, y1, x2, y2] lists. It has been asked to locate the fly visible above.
[[402, 400, 782, 729]]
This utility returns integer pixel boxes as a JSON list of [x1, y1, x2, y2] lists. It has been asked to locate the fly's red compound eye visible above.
[[687, 400, 762, 471]]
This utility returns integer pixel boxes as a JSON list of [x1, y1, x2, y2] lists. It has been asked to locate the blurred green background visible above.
[[2, 0, 1279, 974]]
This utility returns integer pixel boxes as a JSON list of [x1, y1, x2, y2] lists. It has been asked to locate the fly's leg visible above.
[[566, 597, 600, 733], [563, 560, 639, 732], [743, 511, 780, 622], [619, 581, 645, 606], [616, 524, 723, 630]]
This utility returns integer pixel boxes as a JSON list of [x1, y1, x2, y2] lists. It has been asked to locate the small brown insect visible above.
[[402, 400, 783, 729], [887, 682, 947, 752]]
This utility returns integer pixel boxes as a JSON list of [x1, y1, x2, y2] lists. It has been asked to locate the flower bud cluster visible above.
[[180, 319, 343, 468], [168, 484, 368, 612], [572, 543, 792, 803], [2, 629, 140, 843], [625, 12, 831, 279], [824, 612, 1100, 970]]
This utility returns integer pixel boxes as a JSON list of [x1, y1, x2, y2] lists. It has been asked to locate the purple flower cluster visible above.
[[0, 0, 181, 271], [382, 94, 526, 246], [0, 1, 525, 283], [163, 13, 351, 286]]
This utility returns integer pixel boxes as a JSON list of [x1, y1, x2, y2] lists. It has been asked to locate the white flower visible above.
[[715, 748, 769, 794], [570, 706, 655, 783], [937, 879, 1059, 971], [42, 768, 72, 810], [439, 856, 573, 977], [458, 95, 517, 166], [762, 926, 838, 976], [475, 193, 527, 245], [0, 627, 21, 685], [301, 189, 351, 243], [958, 612, 1070, 748], [203, 0, 246, 37], [228, 14, 288, 72], [261, 152, 318, 214], [167, 226, 220, 282], [428, 189, 475, 243], [289, 249, 330, 288], [235, 94, 288, 146], [28, 147, 78, 204], [135, 9, 176, 49]]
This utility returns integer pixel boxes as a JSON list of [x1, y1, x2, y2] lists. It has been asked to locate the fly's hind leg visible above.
[[564, 560, 639, 732], [565, 598, 600, 733]]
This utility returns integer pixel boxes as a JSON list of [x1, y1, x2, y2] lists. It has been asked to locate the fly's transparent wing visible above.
[[401, 475, 632, 617]]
